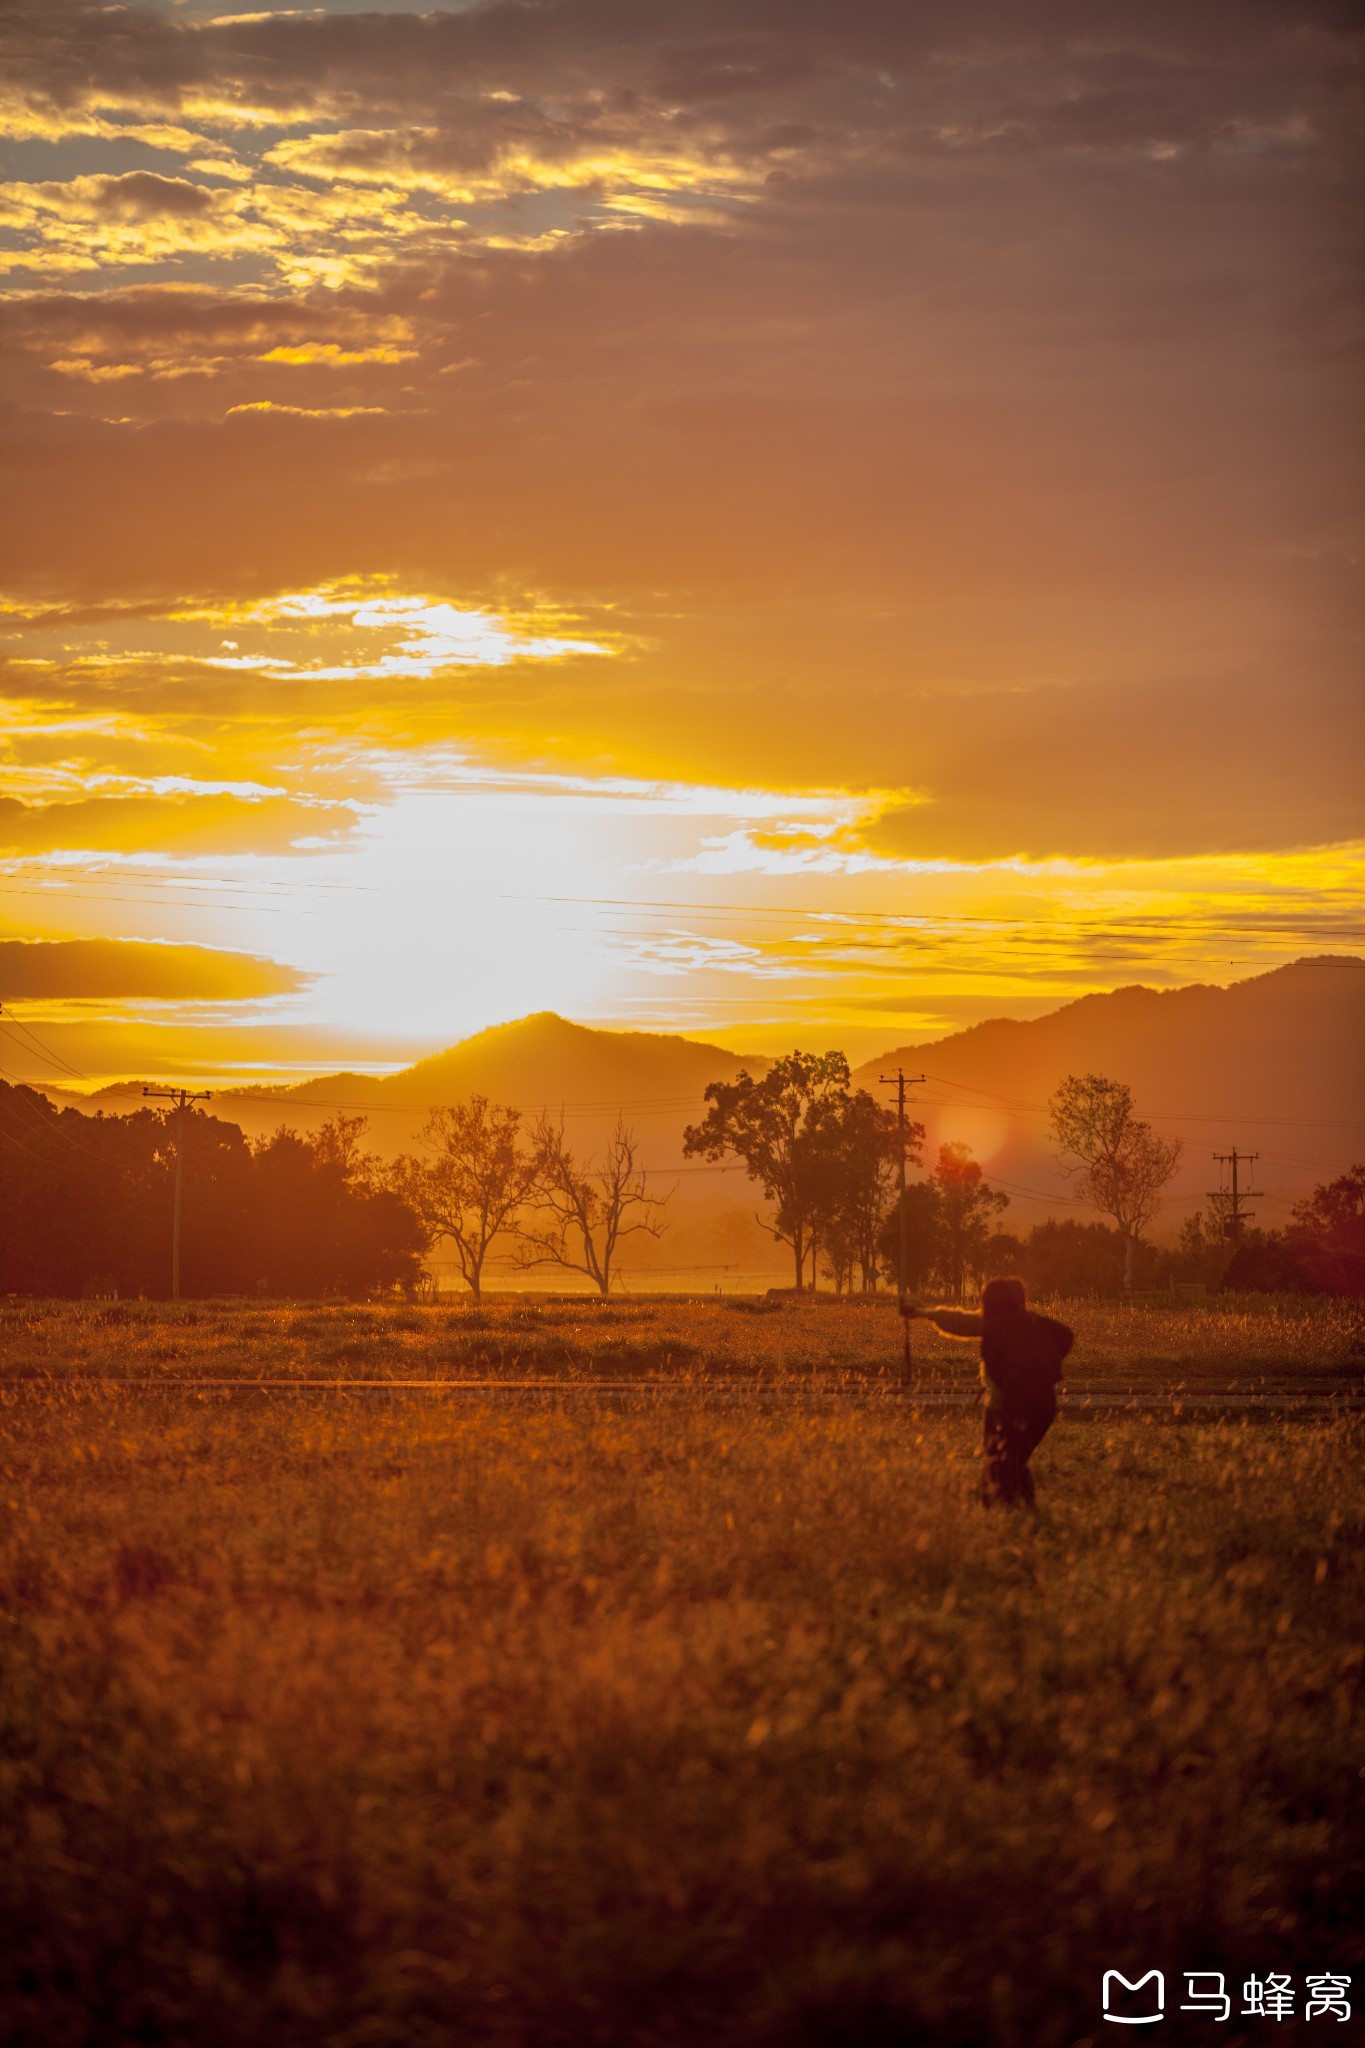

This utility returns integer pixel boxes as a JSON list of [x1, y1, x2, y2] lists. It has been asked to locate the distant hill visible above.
[[850, 957, 1365, 1232], [290, 1012, 761, 1117], [38, 958, 1364, 1253], [68, 1013, 762, 1174]]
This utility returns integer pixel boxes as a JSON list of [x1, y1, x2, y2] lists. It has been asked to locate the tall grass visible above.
[[2, 1377, 1360, 2046]]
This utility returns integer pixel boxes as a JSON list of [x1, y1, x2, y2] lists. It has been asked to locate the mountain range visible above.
[[35, 957, 1365, 1261]]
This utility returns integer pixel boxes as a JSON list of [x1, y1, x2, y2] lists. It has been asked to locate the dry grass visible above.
[[1, 1321, 1362, 2046], [1, 1293, 1360, 1395]]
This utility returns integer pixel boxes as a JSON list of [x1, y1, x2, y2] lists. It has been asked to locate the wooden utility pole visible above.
[[878, 1069, 925, 1379], [142, 1086, 211, 1300], [1209, 1148, 1263, 1243]]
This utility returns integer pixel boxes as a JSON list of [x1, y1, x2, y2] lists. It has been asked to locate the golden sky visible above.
[[0, 0, 1360, 1083]]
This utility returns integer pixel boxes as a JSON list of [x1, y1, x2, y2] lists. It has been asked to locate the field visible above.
[[2, 1299, 1362, 2047], [1, 1291, 1360, 1395]]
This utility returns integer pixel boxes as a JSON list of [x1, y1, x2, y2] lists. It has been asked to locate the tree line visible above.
[[2, 1063, 1359, 1300], [683, 1057, 1363, 1299], [680, 1054, 1186, 1296], [0, 1084, 423, 1298], [0, 1082, 664, 1301]]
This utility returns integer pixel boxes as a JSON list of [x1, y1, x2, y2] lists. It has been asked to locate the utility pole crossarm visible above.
[[1209, 1148, 1263, 1243], [877, 1069, 926, 1383], [143, 1085, 212, 1301]]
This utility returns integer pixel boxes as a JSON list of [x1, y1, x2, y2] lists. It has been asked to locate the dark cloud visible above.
[[0, 936, 306, 999], [3, 1, 1360, 176], [89, 172, 216, 220]]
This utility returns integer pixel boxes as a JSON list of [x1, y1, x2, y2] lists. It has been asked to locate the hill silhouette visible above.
[[64, 1013, 760, 1176], [37, 958, 1363, 1258], [849, 957, 1364, 1231], [286, 1012, 761, 1118]]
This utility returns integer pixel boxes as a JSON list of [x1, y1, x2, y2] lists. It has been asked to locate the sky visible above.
[[0, 0, 1360, 1083]]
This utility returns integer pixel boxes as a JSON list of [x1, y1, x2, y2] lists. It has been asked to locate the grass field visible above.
[[2, 1301, 1362, 2046], [1, 1292, 1360, 1395]]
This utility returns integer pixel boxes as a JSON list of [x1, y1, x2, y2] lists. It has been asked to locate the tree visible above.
[[1287, 1165, 1365, 1296], [683, 1051, 855, 1290], [817, 1089, 908, 1293], [1017, 1218, 1128, 1297], [252, 1115, 425, 1298], [876, 1180, 943, 1296], [398, 1096, 538, 1302], [1221, 1226, 1318, 1295], [517, 1117, 669, 1295], [1172, 1209, 1235, 1291], [0, 1086, 424, 1299], [930, 1142, 1010, 1301], [877, 1144, 1009, 1300], [1049, 1073, 1182, 1290]]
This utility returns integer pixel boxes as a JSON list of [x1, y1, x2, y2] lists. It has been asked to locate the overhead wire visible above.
[[0, 1007, 92, 1083], [0, 867, 1360, 941], [0, 1063, 109, 1161]]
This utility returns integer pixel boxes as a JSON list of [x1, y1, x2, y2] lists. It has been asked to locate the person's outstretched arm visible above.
[[901, 1304, 985, 1339]]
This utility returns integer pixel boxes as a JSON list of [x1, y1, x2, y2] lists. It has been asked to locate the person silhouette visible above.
[[902, 1277, 1073, 1506]]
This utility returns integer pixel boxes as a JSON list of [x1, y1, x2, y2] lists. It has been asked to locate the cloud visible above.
[[0, 792, 358, 856], [88, 171, 218, 220], [0, 0, 1357, 877], [0, 936, 306, 1000]]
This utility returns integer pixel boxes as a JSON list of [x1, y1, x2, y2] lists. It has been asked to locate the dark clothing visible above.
[[982, 1393, 1056, 1507], [980, 1309, 1073, 1406], [921, 1304, 1074, 1507]]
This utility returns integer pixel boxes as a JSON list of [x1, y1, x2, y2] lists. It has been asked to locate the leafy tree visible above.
[[0, 1085, 422, 1298], [930, 1142, 1010, 1301], [876, 1180, 942, 1296], [1049, 1073, 1182, 1290], [817, 1089, 908, 1293], [683, 1051, 855, 1290], [1014, 1218, 1127, 1297], [517, 1116, 669, 1295], [981, 1228, 1026, 1277], [875, 1147, 1009, 1300], [1288, 1166, 1365, 1296], [1171, 1209, 1235, 1291], [252, 1115, 424, 1297], [398, 1096, 538, 1302], [1221, 1227, 1318, 1295], [1221, 1166, 1365, 1297]]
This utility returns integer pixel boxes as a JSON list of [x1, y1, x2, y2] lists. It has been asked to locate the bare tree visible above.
[[397, 1096, 537, 1303], [1050, 1073, 1182, 1291], [517, 1117, 669, 1295]]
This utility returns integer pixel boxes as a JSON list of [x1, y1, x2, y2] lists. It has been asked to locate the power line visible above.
[[0, 1005, 91, 1083], [500, 890, 1365, 941], [918, 1073, 1364, 1132], [1, 867, 1360, 943], [0, 1062, 108, 1160], [0, 881, 320, 918], [29, 1089, 714, 1119]]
